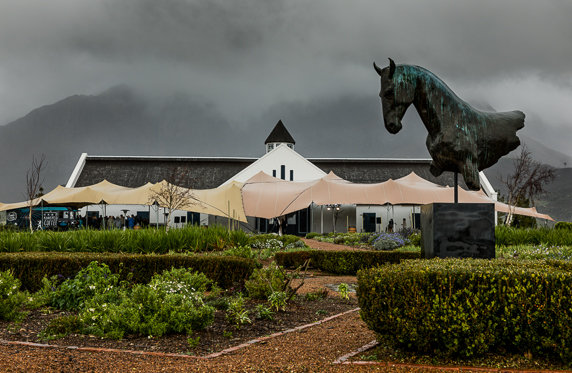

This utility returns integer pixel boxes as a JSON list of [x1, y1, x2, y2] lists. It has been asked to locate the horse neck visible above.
[[408, 66, 460, 135]]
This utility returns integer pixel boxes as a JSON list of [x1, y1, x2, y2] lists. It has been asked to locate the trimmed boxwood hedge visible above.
[[357, 258, 572, 363], [274, 250, 420, 275], [0, 252, 255, 291]]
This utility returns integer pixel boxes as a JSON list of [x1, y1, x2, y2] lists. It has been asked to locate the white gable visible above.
[[222, 144, 326, 185]]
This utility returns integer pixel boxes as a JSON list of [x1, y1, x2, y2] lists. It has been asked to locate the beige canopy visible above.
[[241, 171, 554, 221], [1, 172, 552, 224], [0, 180, 247, 222]]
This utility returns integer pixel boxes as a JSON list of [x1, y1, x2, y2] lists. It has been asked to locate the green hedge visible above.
[[357, 258, 572, 363], [555, 222, 572, 230], [0, 252, 255, 291], [274, 250, 420, 275]]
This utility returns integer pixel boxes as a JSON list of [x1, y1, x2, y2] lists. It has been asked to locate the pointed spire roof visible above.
[[264, 120, 295, 144]]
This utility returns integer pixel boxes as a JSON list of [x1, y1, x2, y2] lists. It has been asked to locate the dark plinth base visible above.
[[421, 203, 495, 259]]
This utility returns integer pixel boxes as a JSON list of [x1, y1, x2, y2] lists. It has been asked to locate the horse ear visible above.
[[388, 58, 396, 79], [373, 62, 383, 76]]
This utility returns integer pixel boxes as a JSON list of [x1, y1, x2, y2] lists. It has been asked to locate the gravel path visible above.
[[301, 238, 369, 252], [0, 311, 447, 372]]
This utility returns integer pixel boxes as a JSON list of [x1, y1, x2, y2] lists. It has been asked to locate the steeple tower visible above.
[[264, 120, 295, 153]]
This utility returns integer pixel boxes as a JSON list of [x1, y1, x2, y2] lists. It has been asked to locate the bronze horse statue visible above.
[[374, 59, 524, 190]]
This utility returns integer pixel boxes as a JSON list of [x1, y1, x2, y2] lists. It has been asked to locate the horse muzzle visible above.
[[385, 121, 402, 134]]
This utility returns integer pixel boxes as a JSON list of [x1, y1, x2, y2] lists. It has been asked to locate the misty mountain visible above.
[[0, 85, 430, 202]]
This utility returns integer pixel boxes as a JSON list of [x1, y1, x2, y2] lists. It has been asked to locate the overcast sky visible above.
[[1, 0, 571, 155]]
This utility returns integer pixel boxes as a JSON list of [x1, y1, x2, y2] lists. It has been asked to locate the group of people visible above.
[[84, 214, 148, 230], [387, 218, 408, 233]]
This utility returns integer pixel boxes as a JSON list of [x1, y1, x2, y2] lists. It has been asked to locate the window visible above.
[[290, 170, 294, 181], [267, 144, 274, 152], [287, 144, 293, 149], [281, 165, 286, 180], [272, 170, 277, 177]]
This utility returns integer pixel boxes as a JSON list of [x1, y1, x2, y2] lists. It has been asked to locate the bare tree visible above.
[[25, 154, 46, 232], [148, 169, 196, 232], [501, 145, 555, 225]]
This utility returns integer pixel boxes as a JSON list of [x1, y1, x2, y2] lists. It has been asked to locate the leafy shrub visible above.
[[305, 232, 320, 239], [268, 291, 287, 311], [358, 258, 572, 363], [222, 245, 256, 259], [408, 232, 421, 247], [255, 304, 274, 320], [337, 283, 350, 300], [245, 262, 286, 299], [372, 232, 409, 250], [285, 240, 306, 249], [0, 252, 255, 291], [46, 261, 121, 311], [334, 236, 346, 245], [250, 234, 302, 248], [148, 267, 215, 294], [0, 270, 26, 321], [80, 282, 215, 339], [78, 268, 216, 339], [225, 295, 251, 329], [275, 250, 420, 275], [555, 222, 572, 230]]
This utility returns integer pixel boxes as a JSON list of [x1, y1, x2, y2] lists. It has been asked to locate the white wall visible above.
[[310, 204, 356, 234], [222, 144, 326, 184], [355, 205, 419, 233]]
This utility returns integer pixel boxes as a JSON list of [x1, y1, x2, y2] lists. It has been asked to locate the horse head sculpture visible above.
[[374, 59, 524, 190]]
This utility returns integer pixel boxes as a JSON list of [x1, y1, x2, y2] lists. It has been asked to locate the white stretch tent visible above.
[[1, 172, 553, 224], [240, 171, 554, 221], [0, 180, 248, 222]]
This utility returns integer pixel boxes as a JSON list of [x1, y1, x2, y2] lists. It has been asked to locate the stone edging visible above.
[[0, 307, 361, 361]]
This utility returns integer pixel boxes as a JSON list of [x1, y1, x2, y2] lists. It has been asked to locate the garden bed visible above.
[[0, 296, 357, 356]]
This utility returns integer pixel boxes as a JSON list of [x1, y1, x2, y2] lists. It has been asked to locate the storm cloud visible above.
[[1, 0, 571, 154]]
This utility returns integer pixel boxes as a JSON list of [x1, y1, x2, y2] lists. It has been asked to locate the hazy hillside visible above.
[[0, 85, 430, 202], [0, 86, 240, 202], [485, 157, 572, 223]]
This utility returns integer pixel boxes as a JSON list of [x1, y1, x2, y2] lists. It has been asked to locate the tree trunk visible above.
[[29, 208, 34, 233]]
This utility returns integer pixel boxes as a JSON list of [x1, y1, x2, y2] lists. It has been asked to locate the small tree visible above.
[[25, 154, 46, 233], [500, 145, 555, 225], [148, 170, 196, 232]]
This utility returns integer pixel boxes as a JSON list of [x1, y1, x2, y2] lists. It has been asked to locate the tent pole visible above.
[[454, 172, 459, 204], [320, 205, 323, 234]]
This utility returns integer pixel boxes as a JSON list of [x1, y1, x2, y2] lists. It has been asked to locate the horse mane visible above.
[[393, 63, 524, 185]]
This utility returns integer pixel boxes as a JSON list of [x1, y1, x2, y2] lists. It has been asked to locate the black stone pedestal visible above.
[[421, 203, 495, 259]]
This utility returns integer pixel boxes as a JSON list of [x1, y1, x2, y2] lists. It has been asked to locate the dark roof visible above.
[[75, 156, 256, 189], [74, 155, 466, 190], [264, 120, 295, 144], [309, 158, 466, 187]]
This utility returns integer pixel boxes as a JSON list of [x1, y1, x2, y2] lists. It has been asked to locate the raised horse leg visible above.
[[461, 160, 480, 191]]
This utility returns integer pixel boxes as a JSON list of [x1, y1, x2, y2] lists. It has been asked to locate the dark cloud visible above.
[[0, 0, 571, 155]]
